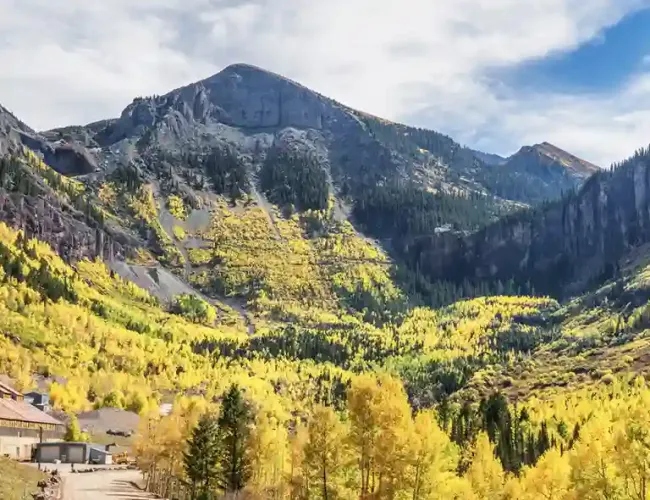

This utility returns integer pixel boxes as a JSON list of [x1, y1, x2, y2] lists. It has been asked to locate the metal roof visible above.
[[0, 398, 63, 426]]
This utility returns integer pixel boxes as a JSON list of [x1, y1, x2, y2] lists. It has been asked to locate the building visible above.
[[24, 392, 51, 412], [0, 381, 64, 460], [34, 442, 112, 464]]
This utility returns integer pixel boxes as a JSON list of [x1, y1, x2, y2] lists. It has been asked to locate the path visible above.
[[61, 468, 156, 500]]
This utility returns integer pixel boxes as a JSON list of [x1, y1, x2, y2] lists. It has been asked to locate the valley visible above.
[[0, 63, 649, 498]]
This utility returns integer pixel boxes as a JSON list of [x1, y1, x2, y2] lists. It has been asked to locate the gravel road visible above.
[[62, 468, 157, 500]]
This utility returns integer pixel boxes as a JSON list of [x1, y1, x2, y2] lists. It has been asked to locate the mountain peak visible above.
[[204, 63, 311, 93], [530, 141, 600, 178]]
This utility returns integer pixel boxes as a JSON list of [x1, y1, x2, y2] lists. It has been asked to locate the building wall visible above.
[[0, 427, 63, 440], [0, 435, 39, 460], [0, 434, 65, 460]]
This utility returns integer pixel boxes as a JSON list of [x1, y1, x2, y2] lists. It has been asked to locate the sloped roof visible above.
[[0, 398, 63, 426], [0, 381, 22, 398]]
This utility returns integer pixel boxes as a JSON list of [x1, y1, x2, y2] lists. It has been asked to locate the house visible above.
[[0, 381, 64, 460]]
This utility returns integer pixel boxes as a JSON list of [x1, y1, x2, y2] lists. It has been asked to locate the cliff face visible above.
[[412, 149, 650, 297], [0, 189, 128, 263], [0, 105, 98, 176]]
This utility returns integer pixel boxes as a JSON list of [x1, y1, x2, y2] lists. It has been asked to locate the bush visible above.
[[173, 225, 186, 240], [167, 195, 187, 220], [173, 294, 217, 325]]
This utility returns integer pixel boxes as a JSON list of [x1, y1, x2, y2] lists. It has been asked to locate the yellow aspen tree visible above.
[[248, 411, 289, 499], [373, 375, 414, 500], [348, 374, 382, 497], [303, 405, 351, 500], [518, 448, 571, 500], [288, 423, 309, 500], [568, 417, 622, 500], [613, 407, 650, 500], [410, 409, 459, 500], [466, 432, 505, 500]]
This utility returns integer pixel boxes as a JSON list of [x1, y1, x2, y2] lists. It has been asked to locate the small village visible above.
[[0, 379, 152, 499]]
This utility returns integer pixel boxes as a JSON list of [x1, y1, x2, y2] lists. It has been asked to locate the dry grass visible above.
[[0, 457, 46, 500]]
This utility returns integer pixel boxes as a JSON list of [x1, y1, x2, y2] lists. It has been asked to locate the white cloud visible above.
[[0, 0, 649, 166]]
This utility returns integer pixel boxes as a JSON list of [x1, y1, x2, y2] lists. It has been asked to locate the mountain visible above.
[[43, 63, 594, 207], [476, 141, 600, 204], [407, 146, 650, 300], [3, 63, 650, 499], [0, 63, 603, 311]]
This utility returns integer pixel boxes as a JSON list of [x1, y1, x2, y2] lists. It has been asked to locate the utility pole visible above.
[[38, 426, 43, 470]]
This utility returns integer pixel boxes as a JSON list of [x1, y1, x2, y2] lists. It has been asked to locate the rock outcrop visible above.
[[0, 105, 98, 176]]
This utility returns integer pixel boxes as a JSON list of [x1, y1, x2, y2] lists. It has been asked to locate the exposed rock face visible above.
[[0, 189, 131, 263], [46, 63, 596, 207], [412, 150, 650, 297], [0, 105, 98, 176], [115, 63, 344, 133]]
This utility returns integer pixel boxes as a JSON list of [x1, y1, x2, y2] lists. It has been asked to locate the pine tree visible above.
[[184, 413, 221, 500], [217, 384, 252, 494]]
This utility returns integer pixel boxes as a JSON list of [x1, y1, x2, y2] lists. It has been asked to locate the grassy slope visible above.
[[0, 457, 46, 500]]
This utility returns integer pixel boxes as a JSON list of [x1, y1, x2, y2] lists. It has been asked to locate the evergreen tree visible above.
[[184, 413, 221, 500], [217, 384, 252, 494]]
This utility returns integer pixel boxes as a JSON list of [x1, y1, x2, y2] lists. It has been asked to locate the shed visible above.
[[35, 442, 103, 464], [89, 446, 113, 465], [24, 392, 50, 412]]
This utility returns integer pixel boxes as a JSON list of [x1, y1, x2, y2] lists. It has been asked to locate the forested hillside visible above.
[[413, 146, 650, 301], [6, 63, 650, 499], [3, 148, 650, 498]]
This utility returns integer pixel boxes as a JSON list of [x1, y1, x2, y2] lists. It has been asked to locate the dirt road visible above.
[[63, 468, 156, 500]]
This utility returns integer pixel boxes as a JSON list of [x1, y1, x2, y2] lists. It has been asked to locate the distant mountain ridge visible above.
[[472, 141, 600, 204], [35, 63, 597, 206]]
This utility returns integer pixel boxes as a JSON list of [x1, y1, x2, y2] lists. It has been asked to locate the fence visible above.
[[146, 468, 191, 500]]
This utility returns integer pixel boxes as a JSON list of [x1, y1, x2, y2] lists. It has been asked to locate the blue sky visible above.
[[503, 8, 650, 94], [1, 0, 650, 167]]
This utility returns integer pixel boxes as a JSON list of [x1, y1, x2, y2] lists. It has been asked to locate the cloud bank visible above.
[[1, 0, 649, 165]]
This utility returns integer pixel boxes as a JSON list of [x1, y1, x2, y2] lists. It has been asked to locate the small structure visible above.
[[89, 446, 113, 465], [34, 442, 112, 464], [0, 381, 64, 460], [24, 392, 51, 412]]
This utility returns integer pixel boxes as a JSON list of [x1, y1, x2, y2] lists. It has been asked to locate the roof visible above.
[[38, 442, 90, 447], [0, 398, 63, 426], [0, 381, 22, 398]]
